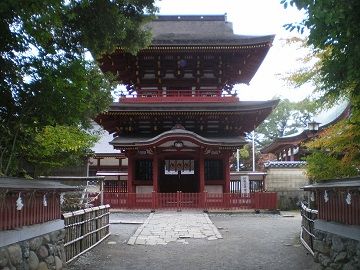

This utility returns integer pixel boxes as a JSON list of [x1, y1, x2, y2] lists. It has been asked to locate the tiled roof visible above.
[[91, 122, 119, 154], [147, 15, 274, 46], [0, 177, 79, 191], [261, 102, 350, 154], [303, 177, 360, 190], [264, 161, 307, 168]]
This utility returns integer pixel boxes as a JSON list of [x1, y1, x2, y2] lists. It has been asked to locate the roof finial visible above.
[[172, 124, 185, 130]]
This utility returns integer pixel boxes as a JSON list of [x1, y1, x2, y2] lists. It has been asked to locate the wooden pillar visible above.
[[96, 158, 102, 172], [153, 155, 158, 192], [127, 153, 134, 193], [285, 148, 289, 161], [290, 147, 294, 161], [224, 151, 231, 193], [117, 157, 122, 171], [117, 157, 122, 191], [199, 150, 205, 193]]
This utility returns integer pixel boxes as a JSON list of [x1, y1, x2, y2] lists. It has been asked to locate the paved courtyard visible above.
[[69, 211, 318, 270], [127, 212, 222, 245]]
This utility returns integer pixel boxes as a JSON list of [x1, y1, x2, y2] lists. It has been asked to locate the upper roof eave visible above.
[[103, 99, 279, 113], [149, 35, 275, 47]]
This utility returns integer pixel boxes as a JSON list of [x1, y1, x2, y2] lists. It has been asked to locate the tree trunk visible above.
[[4, 129, 19, 175], [0, 148, 6, 174]]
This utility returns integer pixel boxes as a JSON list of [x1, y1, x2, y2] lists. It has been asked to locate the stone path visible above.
[[127, 211, 222, 245]]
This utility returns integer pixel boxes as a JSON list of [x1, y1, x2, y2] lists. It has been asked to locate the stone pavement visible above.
[[68, 211, 318, 270], [127, 211, 222, 245]]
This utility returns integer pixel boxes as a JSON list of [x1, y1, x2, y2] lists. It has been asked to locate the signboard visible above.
[[240, 175, 250, 195], [165, 160, 194, 175]]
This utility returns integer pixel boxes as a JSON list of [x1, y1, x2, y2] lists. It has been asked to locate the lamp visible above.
[[174, 140, 184, 148], [307, 120, 320, 132]]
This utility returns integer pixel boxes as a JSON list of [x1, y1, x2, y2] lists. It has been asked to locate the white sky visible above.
[[154, 0, 312, 102]]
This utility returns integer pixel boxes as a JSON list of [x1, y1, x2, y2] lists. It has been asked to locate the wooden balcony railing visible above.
[[119, 89, 238, 103]]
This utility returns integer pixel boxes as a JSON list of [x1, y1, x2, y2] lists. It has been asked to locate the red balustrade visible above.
[[157, 192, 178, 210], [103, 192, 277, 211], [119, 89, 238, 104], [103, 181, 127, 193]]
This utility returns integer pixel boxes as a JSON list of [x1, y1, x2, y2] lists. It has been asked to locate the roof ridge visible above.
[[154, 15, 227, 22]]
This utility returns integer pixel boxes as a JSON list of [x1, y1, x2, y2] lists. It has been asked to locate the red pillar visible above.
[[127, 152, 134, 193], [117, 157, 122, 192], [153, 156, 158, 192], [224, 151, 230, 193], [199, 150, 205, 193]]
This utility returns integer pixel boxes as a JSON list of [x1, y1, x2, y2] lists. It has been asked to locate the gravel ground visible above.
[[68, 211, 318, 270]]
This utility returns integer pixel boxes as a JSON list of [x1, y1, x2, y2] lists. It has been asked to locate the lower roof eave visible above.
[[112, 144, 245, 151], [109, 128, 246, 150]]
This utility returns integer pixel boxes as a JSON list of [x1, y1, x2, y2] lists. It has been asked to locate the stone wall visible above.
[[265, 167, 308, 210], [0, 229, 66, 270], [313, 220, 360, 270]]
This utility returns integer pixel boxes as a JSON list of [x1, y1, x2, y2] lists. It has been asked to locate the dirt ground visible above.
[[68, 211, 318, 270]]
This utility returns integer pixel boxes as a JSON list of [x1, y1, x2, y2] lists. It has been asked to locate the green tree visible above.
[[0, 0, 157, 176], [26, 125, 99, 176], [282, 0, 360, 180], [304, 121, 359, 181], [254, 98, 317, 147], [231, 144, 251, 171]]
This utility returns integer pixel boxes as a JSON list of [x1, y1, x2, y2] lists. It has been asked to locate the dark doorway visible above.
[[159, 160, 199, 193]]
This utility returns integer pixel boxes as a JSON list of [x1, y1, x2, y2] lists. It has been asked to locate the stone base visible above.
[[313, 225, 360, 270], [0, 229, 66, 270], [277, 190, 306, 210]]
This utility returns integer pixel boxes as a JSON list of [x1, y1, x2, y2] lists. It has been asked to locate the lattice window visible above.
[[205, 159, 223, 181], [135, 159, 153, 181]]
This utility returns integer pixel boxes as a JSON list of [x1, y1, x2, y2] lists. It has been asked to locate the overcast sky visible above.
[[155, 0, 312, 102]]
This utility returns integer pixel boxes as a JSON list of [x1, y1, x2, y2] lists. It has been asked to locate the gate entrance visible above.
[[159, 160, 199, 193]]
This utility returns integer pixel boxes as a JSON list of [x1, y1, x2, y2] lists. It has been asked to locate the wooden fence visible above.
[[0, 192, 61, 231], [62, 204, 110, 263], [315, 189, 360, 225], [102, 192, 277, 211], [299, 202, 318, 256]]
